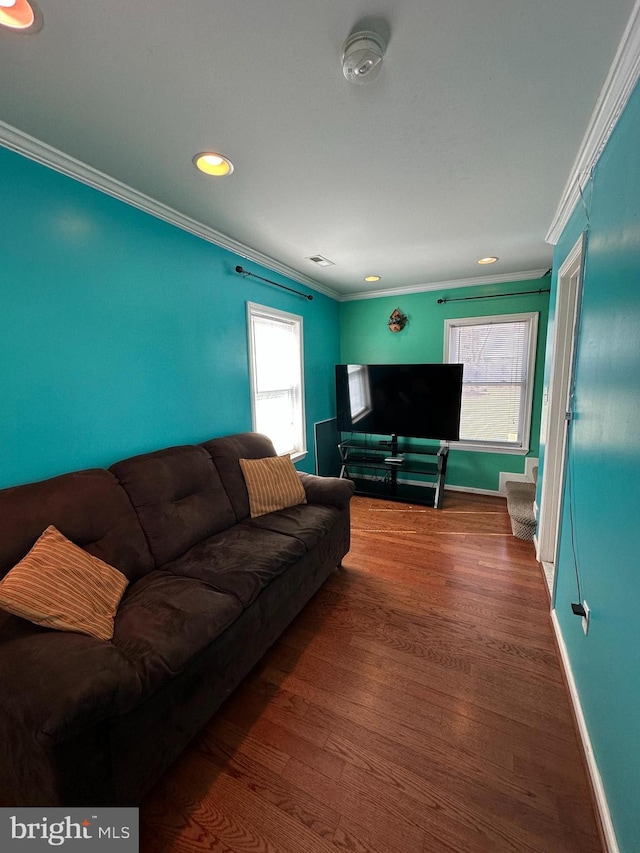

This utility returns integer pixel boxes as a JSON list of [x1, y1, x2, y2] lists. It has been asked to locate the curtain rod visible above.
[[437, 288, 550, 305], [235, 266, 313, 300]]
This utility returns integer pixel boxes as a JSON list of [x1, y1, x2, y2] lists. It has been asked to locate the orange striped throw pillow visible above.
[[239, 455, 307, 518], [0, 525, 128, 641]]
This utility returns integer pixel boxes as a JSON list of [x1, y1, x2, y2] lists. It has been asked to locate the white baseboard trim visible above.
[[395, 475, 502, 496], [498, 457, 538, 495], [443, 483, 501, 497], [551, 610, 620, 853]]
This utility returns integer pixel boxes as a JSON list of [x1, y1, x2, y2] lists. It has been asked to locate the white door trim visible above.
[[536, 236, 584, 576]]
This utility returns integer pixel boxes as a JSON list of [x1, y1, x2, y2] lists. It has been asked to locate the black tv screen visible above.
[[335, 363, 463, 441]]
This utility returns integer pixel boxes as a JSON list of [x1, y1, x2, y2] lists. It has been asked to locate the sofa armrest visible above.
[[298, 472, 355, 510]]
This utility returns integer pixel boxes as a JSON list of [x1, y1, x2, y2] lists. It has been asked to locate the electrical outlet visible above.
[[582, 601, 590, 635]]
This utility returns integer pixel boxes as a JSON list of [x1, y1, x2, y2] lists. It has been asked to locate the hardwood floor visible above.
[[140, 492, 602, 853]]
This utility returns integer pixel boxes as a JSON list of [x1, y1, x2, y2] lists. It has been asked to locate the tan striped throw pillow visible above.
[[0, 525, 128, 641], [239, 455, 307, 518]]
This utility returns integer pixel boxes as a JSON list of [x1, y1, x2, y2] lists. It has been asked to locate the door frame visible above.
[[536, 235, 584, 588]]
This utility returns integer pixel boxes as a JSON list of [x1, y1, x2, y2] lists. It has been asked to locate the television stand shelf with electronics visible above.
[[338, 435, 449, 509]]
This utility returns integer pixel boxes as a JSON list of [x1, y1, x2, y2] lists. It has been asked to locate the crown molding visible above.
[[0, 120, 341, 301], [338, 269, 550, 302], [546, 0, 640, 245]]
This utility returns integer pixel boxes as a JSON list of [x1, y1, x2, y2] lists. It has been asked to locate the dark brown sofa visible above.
[[0, 432, 354, 806]]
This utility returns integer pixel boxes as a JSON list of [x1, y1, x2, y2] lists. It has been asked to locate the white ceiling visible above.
[[0, 1, 637, 299]]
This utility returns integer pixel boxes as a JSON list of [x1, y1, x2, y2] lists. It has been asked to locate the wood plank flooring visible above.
[[140, 492, 602, 853]]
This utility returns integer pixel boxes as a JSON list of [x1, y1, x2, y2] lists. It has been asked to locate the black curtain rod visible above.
[[235, 266, 313, 300], [437, 288, 550, 305]]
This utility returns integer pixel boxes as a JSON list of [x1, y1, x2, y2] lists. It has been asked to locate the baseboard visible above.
[[443, 483, 502, 497], [498, 457, 539, 495], [550, 610, 620, 853]]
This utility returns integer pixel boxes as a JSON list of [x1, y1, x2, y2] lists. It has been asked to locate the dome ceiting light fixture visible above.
[[477, 256, 499, 265], [364, 275, 381, 282], [193, 152, 234, 177], [342, 30, 386, 84], [0, 0, 40, 31]]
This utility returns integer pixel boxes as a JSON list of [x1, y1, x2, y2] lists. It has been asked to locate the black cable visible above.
[[578, 170, 594, 228], [567, 420, 582, 604], [565, 228, 590, 613]]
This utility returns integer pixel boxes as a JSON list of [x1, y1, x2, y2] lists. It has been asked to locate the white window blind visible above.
[[445, 313, 538, 452], [247, 303, 306, 458]]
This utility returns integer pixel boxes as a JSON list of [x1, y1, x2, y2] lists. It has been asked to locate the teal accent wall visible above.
[[339, 280, 549, 491], [0, 146, 340, 488], [545, 78, 640, 853]]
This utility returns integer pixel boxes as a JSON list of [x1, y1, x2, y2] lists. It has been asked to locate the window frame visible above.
[[444, 311, 539, 455], [247, 301, 307, 461]]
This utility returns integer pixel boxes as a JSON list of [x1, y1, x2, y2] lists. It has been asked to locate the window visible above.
[[444, 312, 538, 453], [347, 364, 372, 422], [247, 302, 306, 459]]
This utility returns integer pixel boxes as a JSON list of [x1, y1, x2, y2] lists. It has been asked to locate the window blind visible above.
[[448, 318, 532, 446], [248, 305, 305, 457]]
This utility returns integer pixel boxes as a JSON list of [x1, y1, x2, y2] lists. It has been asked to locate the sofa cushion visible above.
[[0, 525, 128, 641], [0, 612, 142, 741], [113, 571, 243, 695], [201, 432, 277, 522], [240, 454, 307, 518], [242, 504, 341, 552], [111, 445, 236, 567], [163, 525, 306, 607], [0, 469, 154, 583]]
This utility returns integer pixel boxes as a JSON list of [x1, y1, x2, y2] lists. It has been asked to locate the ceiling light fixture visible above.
[[364, 275, 381, 282], [193, 152, 234, 177], [341, 30, 386, 84], [0, 0, 40, 31], [477, 256, 499, 265]]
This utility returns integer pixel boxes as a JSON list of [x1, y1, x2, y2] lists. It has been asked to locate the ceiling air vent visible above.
[[306, 254, 335, 268]]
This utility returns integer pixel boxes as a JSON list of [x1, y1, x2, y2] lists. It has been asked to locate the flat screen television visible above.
[[335, 363, 463, 441]]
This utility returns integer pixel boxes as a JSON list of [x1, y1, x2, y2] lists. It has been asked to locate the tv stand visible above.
[[338, 436, 449, 509]]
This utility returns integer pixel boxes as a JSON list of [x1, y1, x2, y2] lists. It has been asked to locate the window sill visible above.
[[446, 441, 529, 456], [290, 450, 308, 464]]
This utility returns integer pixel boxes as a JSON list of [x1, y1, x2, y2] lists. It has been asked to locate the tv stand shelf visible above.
[[338, 437, 449, 509]]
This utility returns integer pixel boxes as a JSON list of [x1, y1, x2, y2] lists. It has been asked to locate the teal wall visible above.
[[546, 79, 640, 853], [339, 280, 549, 491], [0, 146, 340, 489]]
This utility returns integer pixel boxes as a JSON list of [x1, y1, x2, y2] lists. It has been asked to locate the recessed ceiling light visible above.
[[193, 152, 234, 177], [477, 256, 499, 265], [364, 275, 381, 282], [0, 0, 40, 31]]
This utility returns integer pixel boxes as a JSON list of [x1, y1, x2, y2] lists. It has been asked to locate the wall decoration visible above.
[[388, 308, 407, 333]]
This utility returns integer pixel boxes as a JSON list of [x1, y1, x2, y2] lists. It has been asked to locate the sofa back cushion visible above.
[[0, 469, 154, 583], [200, 432, 278, 522], [110, 445, 236, 567]]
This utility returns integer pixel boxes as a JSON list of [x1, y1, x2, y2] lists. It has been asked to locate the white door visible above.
[[536, 236, 584, 592]]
